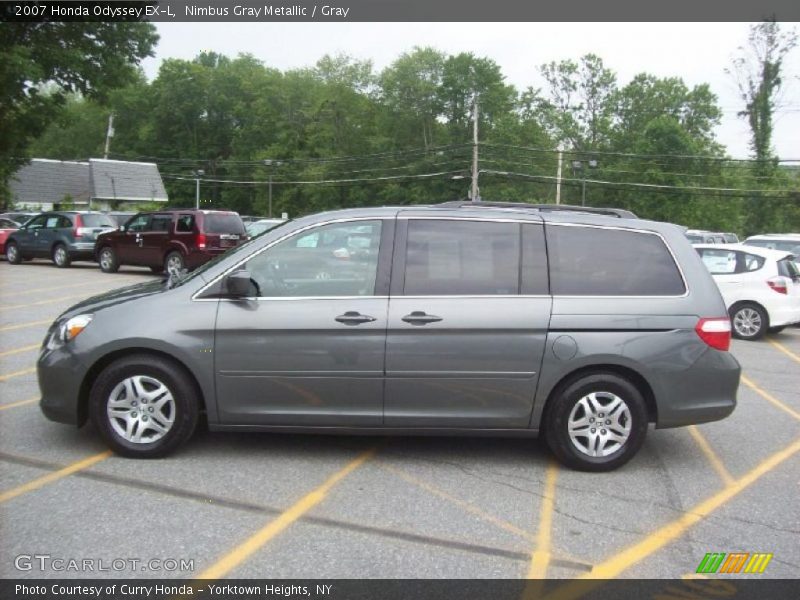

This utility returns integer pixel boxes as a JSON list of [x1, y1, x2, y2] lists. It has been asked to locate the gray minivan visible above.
[[38, 202, 740, 471]]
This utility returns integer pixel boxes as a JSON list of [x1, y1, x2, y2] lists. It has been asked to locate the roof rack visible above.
[[436, 201, 638, 219]]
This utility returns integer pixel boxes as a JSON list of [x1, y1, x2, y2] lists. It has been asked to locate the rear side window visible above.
[[176, 214, 195, 233], [547, 225, 686, 296], [404, 220, 520, 295], [203, 213, 246, 235], [80, 214, 116, 228], [699, 249, 737, 274]]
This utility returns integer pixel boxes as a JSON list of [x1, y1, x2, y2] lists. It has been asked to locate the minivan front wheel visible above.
[[730, 303, 768, 340], [544, 373, 648, 472], [89, 355, 199, 458]]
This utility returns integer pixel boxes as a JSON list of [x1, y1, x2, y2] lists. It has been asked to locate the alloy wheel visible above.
[[107, 375, 176, 444], [567, 392, 632, 457], [733, 308, 761, 338]]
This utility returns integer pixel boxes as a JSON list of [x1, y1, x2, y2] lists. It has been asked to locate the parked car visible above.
[[685, 229, 731, 244], [94, 209, 248, 275], [0, 217, 20, 257], [0, 211, 39, 226], [245, 218, 286, 238], [106, 211, 136, 227], [5, 211, 117, 267], [39, 202, 740, 471], [743, 234, 800, 268], [694, 243, 800, 340]]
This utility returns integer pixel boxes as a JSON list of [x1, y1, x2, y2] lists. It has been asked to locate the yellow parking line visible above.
[[197, 447, 377, 579], [542, 437, 800, 599], [0, 343, 39, 358], [0, 450, 112, 504], [4, 281, 103, 297], [525, 461, 559, 584], [741, 374, 800, 421], [0, 397, 38, 411], [767, 339, 800, 365], [687, 426, 735, 485], [0, 367, 36, 382], [0, 319, 50, 332], [379, 462, 534, 542], [2, 292, 96, 311]]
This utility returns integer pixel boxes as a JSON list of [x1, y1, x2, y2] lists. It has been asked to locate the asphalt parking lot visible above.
[[0, 259, 798, 585]]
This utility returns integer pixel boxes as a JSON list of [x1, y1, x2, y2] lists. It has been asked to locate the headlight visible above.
[[48, 314, 93, 349]]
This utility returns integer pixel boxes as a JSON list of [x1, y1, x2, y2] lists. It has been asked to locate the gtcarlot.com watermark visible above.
[[14, 554, 194, 573]]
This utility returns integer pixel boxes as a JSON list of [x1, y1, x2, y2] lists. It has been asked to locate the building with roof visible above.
[[8, 158, 168, 211]]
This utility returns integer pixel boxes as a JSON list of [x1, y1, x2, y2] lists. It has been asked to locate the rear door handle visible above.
[[335, 311, 376, 325], [401, 311, 443, 325]]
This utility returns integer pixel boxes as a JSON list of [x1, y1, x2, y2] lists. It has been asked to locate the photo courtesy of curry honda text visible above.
[[37, 202, 741, 472]]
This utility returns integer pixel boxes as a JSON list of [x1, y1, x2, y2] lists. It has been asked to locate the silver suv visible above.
[[38, 202, 740, 471]]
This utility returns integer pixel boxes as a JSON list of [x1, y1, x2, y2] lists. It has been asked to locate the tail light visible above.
[[695, 318, 732, 351], [73, 214, 83, 238], [196, 233, 207, 249], [767, 277, 788, 294]]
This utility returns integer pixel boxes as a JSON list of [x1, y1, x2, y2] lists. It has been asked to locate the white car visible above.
[[694, 243, 800, 340], [742, 233, 800, 267]]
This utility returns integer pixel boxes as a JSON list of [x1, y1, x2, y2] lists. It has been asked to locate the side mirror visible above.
[[226, 270, 256, 297]]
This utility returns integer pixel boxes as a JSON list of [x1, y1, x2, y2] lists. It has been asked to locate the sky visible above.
[[142, 22, 800, 160]]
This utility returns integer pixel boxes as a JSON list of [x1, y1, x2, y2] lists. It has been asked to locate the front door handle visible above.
[[402, 311, 443, 325], [335, 311, 376, 325]]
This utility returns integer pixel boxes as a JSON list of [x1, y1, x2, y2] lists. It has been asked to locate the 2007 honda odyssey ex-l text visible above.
[[38, 202, 740, 471]]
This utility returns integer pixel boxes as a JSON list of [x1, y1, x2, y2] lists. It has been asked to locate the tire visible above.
[[98, 246, 119, 273], [6, 241, 21, 264], [164, 251, 185, 276], [89, 354, 199, 458], [52, 243, 71, 268], [730, 303, 768, 340], [544, 372, 648, 472], [768, 326, 786, 334]]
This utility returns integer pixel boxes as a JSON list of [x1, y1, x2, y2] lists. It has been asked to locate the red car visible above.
[[94, 209, 247, 274], [0, 217, 20, 257]]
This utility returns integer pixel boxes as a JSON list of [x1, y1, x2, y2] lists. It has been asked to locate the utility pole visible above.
[[103, 114, 114, 160], [264, 159, 282, 217], [555, 145, 563, 205], [471, 96, 479, 202], [194, 169, 204, 209]]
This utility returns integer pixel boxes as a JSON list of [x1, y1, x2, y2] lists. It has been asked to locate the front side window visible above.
[[403, 220, 520, 295], [245, 220, 382, 297], [26, 215, 49, 230], [548, 225, 686, 296], [126, 214, 151, 232]]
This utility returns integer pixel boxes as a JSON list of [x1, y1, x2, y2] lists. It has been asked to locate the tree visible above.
[[0, 22, 158, 206], [536, 54, 617, 151], [727, 20, 797, 172]]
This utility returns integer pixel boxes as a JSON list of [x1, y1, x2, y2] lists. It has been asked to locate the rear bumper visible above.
[[68, 242, 97, 261], [769, 301, 800, 328], [655, 348, 740, 429]]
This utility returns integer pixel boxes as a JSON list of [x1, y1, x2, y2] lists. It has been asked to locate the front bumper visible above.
[[38, 344, 87, 426]]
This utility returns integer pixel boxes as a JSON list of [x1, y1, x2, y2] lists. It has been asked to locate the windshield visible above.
[[203, 213, 246, 234], [80, 214, 116, 228]]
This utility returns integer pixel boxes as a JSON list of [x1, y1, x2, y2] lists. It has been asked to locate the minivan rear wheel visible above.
[[730, 303, 768, 340], [544, 373, 648, 472], [89, 355, 199, 458]]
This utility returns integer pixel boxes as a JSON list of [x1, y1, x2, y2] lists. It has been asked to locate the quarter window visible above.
[[548, 225, 686, 296], [403, 220, 520, 295], [245, 220, 382, 297]]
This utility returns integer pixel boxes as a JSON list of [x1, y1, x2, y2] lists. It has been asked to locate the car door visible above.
[[14, 214, 47, 256], [212, 218, 393, 426], [384, 215, 552, 428], [117, 213, 151, 265], [35, 214, 62, 256], [138, 213, 173, 267]]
